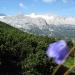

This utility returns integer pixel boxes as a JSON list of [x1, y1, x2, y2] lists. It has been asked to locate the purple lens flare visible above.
[[46, 40, 69, 64]]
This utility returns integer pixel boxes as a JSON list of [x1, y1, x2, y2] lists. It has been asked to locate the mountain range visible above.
[[0, 13, 75, 41], [0, 13, 6, 16]]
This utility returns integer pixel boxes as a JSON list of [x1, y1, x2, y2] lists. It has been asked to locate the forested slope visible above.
[[0, 21, 74, 75]]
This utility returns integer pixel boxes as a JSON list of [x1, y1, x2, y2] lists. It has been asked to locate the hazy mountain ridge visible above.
[[0, 14, 75, 40], [0, 13, 6, 16]]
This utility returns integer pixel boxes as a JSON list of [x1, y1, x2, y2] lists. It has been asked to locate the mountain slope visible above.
[[0, 21, 56, 75], [0, 21, 74, 75]]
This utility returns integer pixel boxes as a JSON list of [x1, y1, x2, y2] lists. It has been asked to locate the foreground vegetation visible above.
[[0, 21, 74, 75]]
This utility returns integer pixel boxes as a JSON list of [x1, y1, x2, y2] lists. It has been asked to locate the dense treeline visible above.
[[0, 21, 74, 75]]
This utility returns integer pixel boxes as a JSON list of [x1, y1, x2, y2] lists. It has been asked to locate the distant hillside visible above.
[[0, 21, 74, 75]]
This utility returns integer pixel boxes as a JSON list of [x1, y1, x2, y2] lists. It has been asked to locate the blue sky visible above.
[[0, 0, 75, 16]]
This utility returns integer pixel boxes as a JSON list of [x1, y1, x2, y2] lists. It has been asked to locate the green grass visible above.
[[64, 56, 74, 68], [65, 44, 75, 68]]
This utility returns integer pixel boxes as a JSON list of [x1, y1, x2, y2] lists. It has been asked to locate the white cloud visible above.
[[62, 0, 68, 3], [42, 0, 56, 3], [42, 0, 73, 3], [62, 0, 72, 3], [19, 3, 25, 8], [19, 2, 28, 10]]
